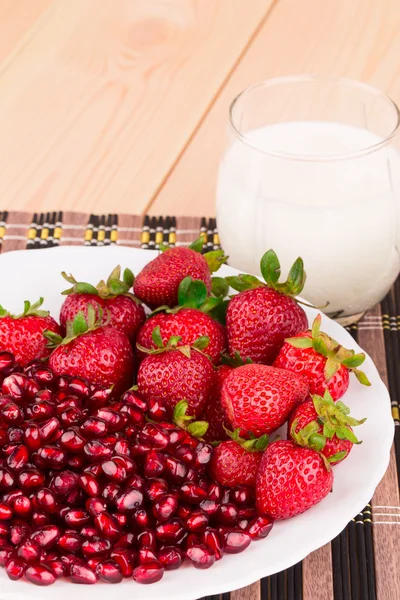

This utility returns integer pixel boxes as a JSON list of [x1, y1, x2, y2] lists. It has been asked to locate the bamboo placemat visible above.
[[0, 210, 398, 600]]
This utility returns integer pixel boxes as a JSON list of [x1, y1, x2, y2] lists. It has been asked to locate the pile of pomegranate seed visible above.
[[0, 352, 273, 586]]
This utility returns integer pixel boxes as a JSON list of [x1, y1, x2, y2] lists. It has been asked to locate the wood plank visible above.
[[0, 0, 271, 214], [0, 0, 53, 63], [231, 581, 261, 600], [149, 0, 400, 217], [302, 543, 334, 600]]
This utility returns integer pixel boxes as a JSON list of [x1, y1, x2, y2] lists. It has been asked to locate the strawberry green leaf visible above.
[[151, 326, 164, 349], [221, 351, 253, 367], [341, 353, 366, 369], [0, 305, 9, 317], [260, 249, 281, 285], [189, 237, 205, 253], [225, 274, 261, 292], [108, 279, 128, 296], [286, 337, 313, 349], [287, 257, 306, 296], [72, 312, 89, 337], [177, 277, 207, 309], [353, 369, 371, 386], [158, 243, 169, 252], [335, 401, 350, 415], [327, 451, 348, 464], [20, 298, 49, 318], [192, 336, 210, 351], [123, 268, 135, 289], [208, 299, 229, 325], [322, 421, 336, 439], [211, 277, 229, 298], [187, 421, 209, 438], [311, 314, 322, 338], [308, 432, 327, 451], [173, 400, 191, 424], [177, 346, 191, 359], [324, 357, 340, 380], [204, 250, 228, 273], [43, 330, 63, 349], [312, 335, 329, 358], [107, 266, 121, 285], [200, 297, 221, 313], [254, 434, 269, 451]]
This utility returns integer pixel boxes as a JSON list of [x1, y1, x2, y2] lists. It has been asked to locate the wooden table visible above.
[[0, 0, 399, 218]]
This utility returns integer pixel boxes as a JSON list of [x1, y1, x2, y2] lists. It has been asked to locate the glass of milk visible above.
[[216, 75, 400, 325]]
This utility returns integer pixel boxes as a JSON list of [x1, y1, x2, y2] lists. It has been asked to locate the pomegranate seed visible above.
[[57, 532, 82, 554], [248, 515, 274, 539], [114, 440, 131, 457], [69, 377, 90, 398], [18, 468, 44, 491], [10, 522, 30, 545], [0, 467, 15, 490], [186, 511, 209, 532], [31, 366, 55, 387], [60, 428, 86, 453], [101, 459, 127, 482], [155, 518, 185, 544], [153, 494, 178, 522], [88, 387, 113, 409], [37, 446, 66, 468], [44, 557, 65, 578], [1, 402, 23, 424], [132, 560, 164, 584], [28, 400, 55, 421], [238, 507, 257, 520], [70, 562, 98, 584], [177, 504, 192, 520], [223, 530, 251, 553], [0, 429, 8, 445], [86, 497, 107, 517], [116, 488, 144, 513], [131, 441, 152, 457], [57, 376, 70, 391], [164, 456, 188, 483], [0, 546, 13, 567], [174, 444, 196, 465], [126, 473, 145, 491], [132, 509, 152, 529], [199, 499, 219, 516], [237, 518, 250, 530], [6, 557, 26, 580], [39, 417, 60, 443], [7, 426, 24, 443], [96, 559, 123, 583], [194, 443, 213, 469], [60, 407, 84, 427], [86, 557, 101, 570], [186, 544, 216, 569], [137, 529, 156, 549], [138, 547, 158, 564], [3, 489, 22, 503], [102, 483, 121, 504], [146, 478, 169, 502], [13, 496, 32, 518], [217, 503, 238, 525], [158, 546, 183, 570], [84, 440, 113, 462], [110, 549, 135, 577], [68, 455, 86, 469], [80, 417, 108, 438], [0, 523, 9, 536], [0, 352, 15, 371], [2, 374, 28, 400], [140, 423, 170, 449], [36, 488, 58, 513], [35, 388, 53, 402], [17, 538, 41, 563], [113, 455, 135, 473], [2, 442, 19, 457], [166, 428, 187, 449], [94, 512, 121, 540], [180, 482, 207, 504], [80, 526, 97, 538], [94, 408, 125, 433], [208, 482, 223, 502], [203, 528, 224, 560], [121, 389, 147, 411], [0, 501, 13, 520], [84, 463, 103, 478], [231, 486, 254, 506], [79, 473, 101, 497], [185, 467, 198, 482], [49, 470, 78, 497], [120, 405, 146, 428], [64, 509, 91, 528], [82, 538, 112, 558], [144, 450, 165, 478], [24, 425, 41, 451], [30, 525, 59, 549], [113, 532, 135, 548]]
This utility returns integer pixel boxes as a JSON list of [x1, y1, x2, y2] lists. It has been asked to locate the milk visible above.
[[216, 121, 400, 320]]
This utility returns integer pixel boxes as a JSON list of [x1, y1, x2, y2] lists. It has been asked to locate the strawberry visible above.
[[203, 365, 232, 442], [226, 250, 308, 364], [46, 307, 134, 396], [210, 430, 268, 487], [221, 363, 309, 436], [256, 440, 333, 520], [0, 298, 61, 366], [137, 329, 214, 417], [133, 237, 227, 309], [60, 266, 145, 343], [137, 309, 226, 365], [273, 314, 370, 400], [288, 391, 366, 464]]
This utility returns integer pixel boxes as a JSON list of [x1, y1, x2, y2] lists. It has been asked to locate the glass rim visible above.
[[228, 75, 400, 162]]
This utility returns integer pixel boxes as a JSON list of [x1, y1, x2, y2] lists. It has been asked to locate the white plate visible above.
[[0, 245, 394, 600]]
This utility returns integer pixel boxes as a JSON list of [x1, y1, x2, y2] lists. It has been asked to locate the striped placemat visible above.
[[0, 210, 398, 600]]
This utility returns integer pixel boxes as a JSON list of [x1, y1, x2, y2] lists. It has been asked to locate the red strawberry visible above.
[[133, 238, 227, 309], [203, 365, 232, 442], [256, 440, 333, 520], [137, 331, 214, 417], [210, 430, 268, 487], [288, 391, 366, 464], [273, 314, 370, 400], [226, 250, 308, 364], [221, 363, 308, 436], [60, 266, 145, 343], [137, 309, 226, 365], [0, 299, 60, 366], [47, 309, 134, 396]]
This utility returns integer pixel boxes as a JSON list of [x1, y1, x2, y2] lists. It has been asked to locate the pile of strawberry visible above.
[[0, 240, 369, 586]]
